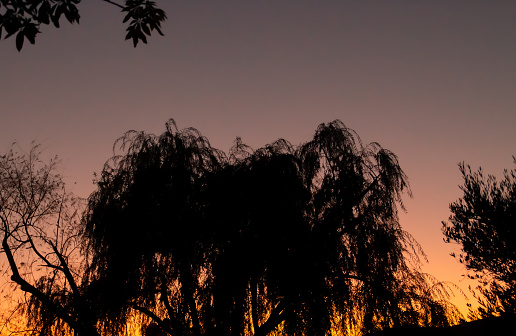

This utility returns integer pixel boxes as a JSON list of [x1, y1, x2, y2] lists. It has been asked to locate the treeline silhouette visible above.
[[366, 312, 516, 336], [1, 120, 461, 336]]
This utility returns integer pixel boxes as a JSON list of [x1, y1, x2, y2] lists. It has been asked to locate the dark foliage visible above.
[[365, 313, 516, 336], [443, 159, 516, 318], [122, 0, 166, 47], [82, 119, 460, 336], [0, 0, 166, 51]]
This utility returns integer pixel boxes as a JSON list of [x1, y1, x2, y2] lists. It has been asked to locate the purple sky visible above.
[[2, 0, 516, 315]]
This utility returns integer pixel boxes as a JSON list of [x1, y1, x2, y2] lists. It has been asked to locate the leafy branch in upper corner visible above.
[[0, 0, 81, 51], [121, 0, 166, 47], [0, 0, 166, 51]]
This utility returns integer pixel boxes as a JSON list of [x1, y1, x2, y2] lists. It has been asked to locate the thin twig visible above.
[[102, 0, 125, 10]]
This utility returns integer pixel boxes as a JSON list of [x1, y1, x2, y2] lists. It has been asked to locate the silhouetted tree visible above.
[[83, 122, 226, 336], [0, 0, 166, 51], [0, 143, 99, 336], [83, 119, 461, 336], [443, 159, 516, 318]]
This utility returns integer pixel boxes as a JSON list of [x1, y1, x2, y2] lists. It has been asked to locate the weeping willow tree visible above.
[[82, 119, 461, 336]]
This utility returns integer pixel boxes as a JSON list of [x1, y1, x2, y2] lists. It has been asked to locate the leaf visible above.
[[63, 4, 80, 24], [24, 23, 39, 44], [125, 27, 139, 47], [52, 5, 63, 28], [38, 1, 51, 25], [64, 9, 74, 23], [3, 13, 21, 38], [15, 30, 24, 51], [122, 12, 132, 23], [141, 23, 150, 36], [138, 29, 147, 44]]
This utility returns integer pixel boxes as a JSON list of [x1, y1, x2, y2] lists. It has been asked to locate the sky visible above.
[[1, 0, 516, 317]]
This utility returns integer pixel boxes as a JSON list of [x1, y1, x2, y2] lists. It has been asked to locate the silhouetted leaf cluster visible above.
[[80, 119, 461, 336], [0, 0, 80, 51], [443, 159, 516, 318], [0, 0, 166, 51], [122, 0, 166, 47]]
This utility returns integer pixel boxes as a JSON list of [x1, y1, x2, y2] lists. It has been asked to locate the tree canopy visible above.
[[0, 0, 166, 51], [443, 159, 516, 318], [1, 120, 462, 336], [81, 119, 460, 336], [0, 143, 97, 336]]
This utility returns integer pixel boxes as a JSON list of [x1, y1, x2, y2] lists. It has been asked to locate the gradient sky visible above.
[[2, 0, 516, 317]]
